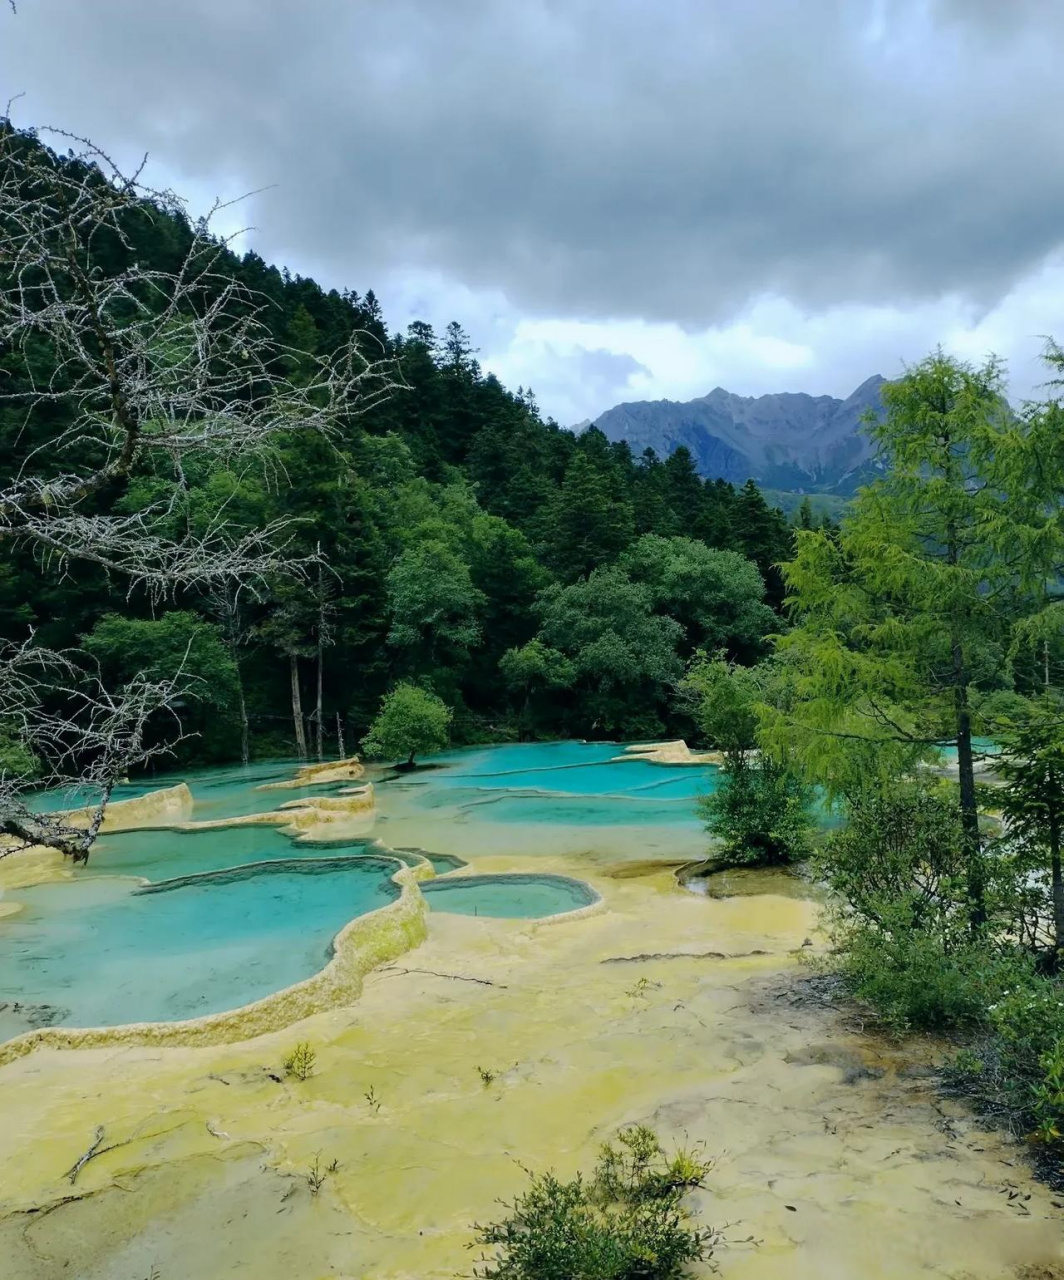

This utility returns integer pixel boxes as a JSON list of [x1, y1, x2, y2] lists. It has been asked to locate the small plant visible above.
[[306, 1153, 331, 1194], [477, 1065, 497, 1086], [470, 1125, 718, 1279], [665, 1143, 713, 1190], [364, 1085, 381, 1112], [283, 1042, 316, 1081], [626, 976, 661, 998]]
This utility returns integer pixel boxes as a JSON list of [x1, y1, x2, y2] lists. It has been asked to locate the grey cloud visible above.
[[3, 0, 1064, 328]]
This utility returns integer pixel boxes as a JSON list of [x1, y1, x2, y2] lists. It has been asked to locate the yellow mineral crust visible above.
[[1, 762, 1061, 1279], [255, 755, 365, 790], [65, 781, 195, 830], [617, 738, 724, 766], [0, 861, 1061, 1279]]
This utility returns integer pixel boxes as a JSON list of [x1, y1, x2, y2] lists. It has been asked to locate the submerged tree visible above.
[[360, 683, 451, 768], [0, 123, 396, 859]]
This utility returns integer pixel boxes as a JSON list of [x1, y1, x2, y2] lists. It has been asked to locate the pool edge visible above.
[[0, 861, 431, 1067]]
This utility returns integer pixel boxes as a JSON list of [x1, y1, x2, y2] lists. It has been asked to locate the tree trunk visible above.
[[315, 635, 324, 762], [335, 711, 345, 759], [290, 654, 308, 759], [1050, 810, 1064, 957], [952, 647, 984, 929], [235, 661, 250, 765]]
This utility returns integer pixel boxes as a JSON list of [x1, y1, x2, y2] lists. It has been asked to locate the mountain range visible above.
[[579, 375, 887, 493]]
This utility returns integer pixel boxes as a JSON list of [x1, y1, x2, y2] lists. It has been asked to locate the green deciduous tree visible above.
[[82, 612, 241, 764], [681, 653, 812, 865], [531, 566, 683, 737], [621, 534, 776, 661], [360, 683, 452, 767]]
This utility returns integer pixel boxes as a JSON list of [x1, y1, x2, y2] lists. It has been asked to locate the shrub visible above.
[[283, 1042, 316, 1081], [698, 755, 813, 867], [815, 782, 972, 939], [832, 918, 1026, 1031], [469, 1126, 717, 1280]]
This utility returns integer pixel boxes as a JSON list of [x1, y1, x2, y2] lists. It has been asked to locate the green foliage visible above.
[[0, 727, 38, 781], [698, 755, 813, 867], [816, 783, 971, 940], [283, 1042, 317, 1081], [82, 611, 241, 764], [833, 925, 1027, 1033], [993, 700, 1064, 952], [679, 653, 764, 755], [0, 124, 803, 771], [470, 1126, 716, 1280], [360, 683, 452, 765], [620, 535, 775, 662], [767, 351, 1064, 926], [529, 566, 684, 737]]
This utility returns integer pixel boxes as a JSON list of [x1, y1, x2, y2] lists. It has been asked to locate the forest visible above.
[[0, 121, 798, 775]]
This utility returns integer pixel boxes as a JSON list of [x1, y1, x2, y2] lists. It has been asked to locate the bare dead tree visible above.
[[0, 122, 400, 858]]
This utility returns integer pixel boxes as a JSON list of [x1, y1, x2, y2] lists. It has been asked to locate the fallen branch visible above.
[[601, 949, 770, 964], [378, 965, 506, 988], [65, 1126, 106, 1184]]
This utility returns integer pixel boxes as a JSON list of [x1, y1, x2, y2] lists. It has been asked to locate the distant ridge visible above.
[[585, 375, 887, 493]]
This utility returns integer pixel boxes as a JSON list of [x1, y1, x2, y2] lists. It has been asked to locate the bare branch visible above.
[[0, 122, 401, 859]]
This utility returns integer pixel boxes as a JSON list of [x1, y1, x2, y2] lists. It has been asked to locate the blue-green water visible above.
[[1, 857, 399, 1028], [382, 741, 718, 828], [2, 742, 714, 1036], [422, 873, 599, 918]]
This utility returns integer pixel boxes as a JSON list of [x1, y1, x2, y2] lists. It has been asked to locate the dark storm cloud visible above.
[[3, 0, 1064, 326]]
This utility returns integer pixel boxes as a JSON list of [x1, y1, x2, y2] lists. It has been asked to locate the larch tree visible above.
[[764, 350, 1064, 923]]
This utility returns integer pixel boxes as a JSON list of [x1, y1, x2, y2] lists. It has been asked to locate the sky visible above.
[[3, 0, 1063, 425]]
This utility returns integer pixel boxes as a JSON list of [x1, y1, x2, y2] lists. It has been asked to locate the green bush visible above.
[[832, 918, 1025, 1031], [697, 755, 813, 867], [815, 782, 972, 939], [469, 1126, 716, 1280]]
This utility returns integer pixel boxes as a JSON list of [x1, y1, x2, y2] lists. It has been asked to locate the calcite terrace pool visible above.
[[2, 740, 1061, 1280], [0, 741, 691, 1041]]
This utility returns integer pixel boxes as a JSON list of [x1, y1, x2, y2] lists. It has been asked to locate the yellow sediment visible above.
[[255, 755, 365, 790], [0, 763, 1060, 1278], [0, 855, 1060, 1278], [617, 738, 724, 766], [63, 781, 195, 830]]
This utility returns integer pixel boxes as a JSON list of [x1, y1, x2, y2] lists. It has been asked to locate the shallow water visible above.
[[1, 742, 715, 1034], [1, 857, 399, 1028], [422, 872, 599, 917]]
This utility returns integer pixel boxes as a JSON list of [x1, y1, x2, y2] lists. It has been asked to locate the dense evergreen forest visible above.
[[0, 123, 797, 769]]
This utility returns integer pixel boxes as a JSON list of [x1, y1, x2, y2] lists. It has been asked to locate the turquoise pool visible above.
[[2, 742, 714, 1038], [1, 856, 399, 1030], [422, 873, 599, 918], [381, 741, 718, 828]]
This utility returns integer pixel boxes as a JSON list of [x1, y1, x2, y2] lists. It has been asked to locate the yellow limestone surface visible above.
[[618, 739, 725, 766], [65, 781, 195, 830], [256, 755, 366, 790], [0, 855, 1061, 1279]]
